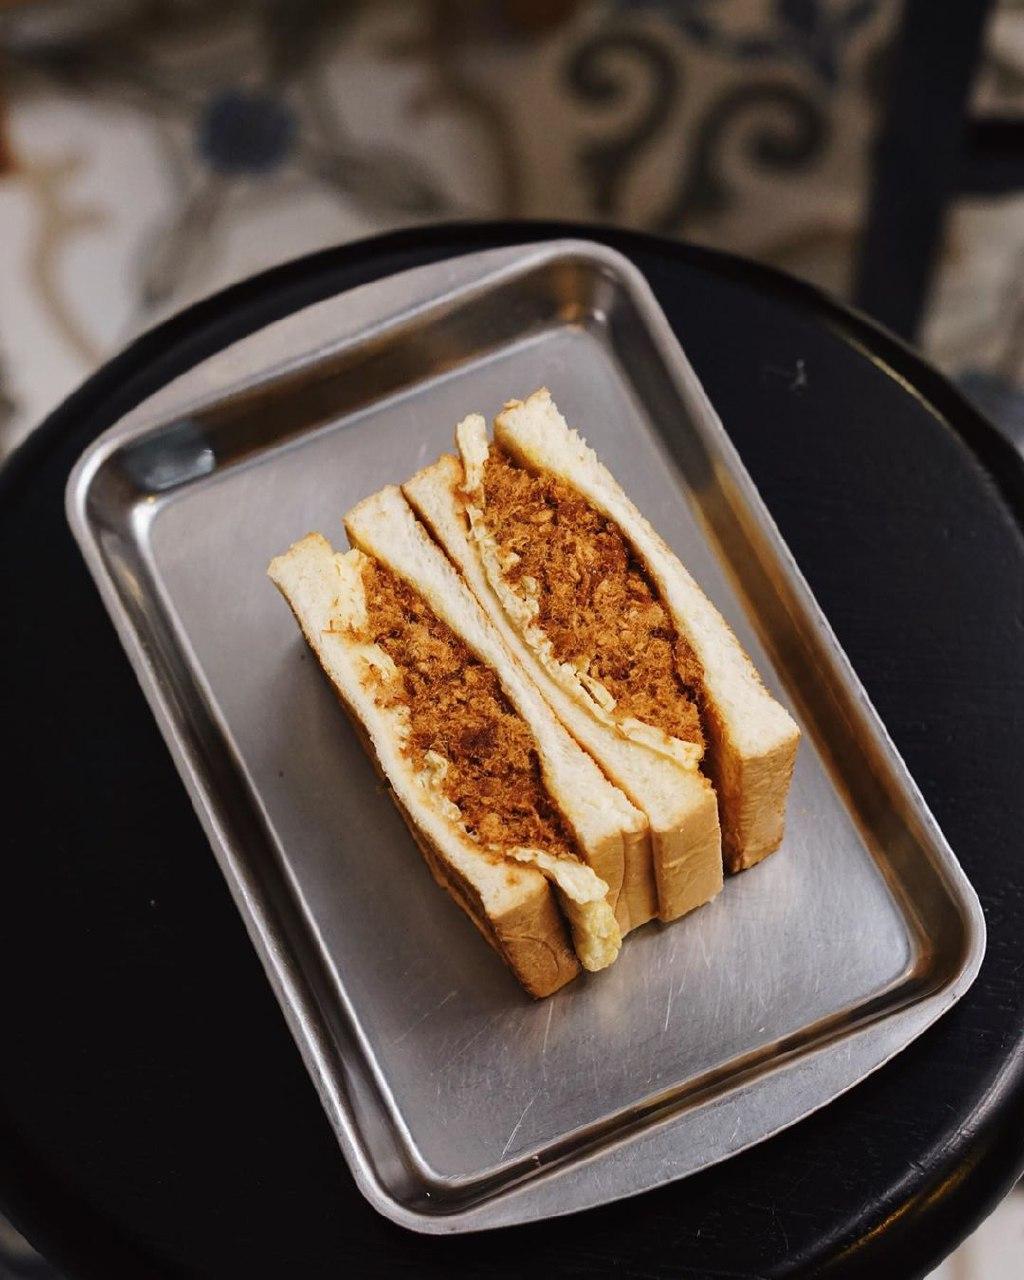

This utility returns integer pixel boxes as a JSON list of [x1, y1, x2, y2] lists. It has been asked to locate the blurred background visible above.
[[1, 0, 1023, 462], [0, 1, 1022, 1275]]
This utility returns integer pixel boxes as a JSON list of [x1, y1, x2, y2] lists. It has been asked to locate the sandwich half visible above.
[[448, 388, 799, 874], [405, 454, 722, 926], [269, 489, 646, 995], [343, 486, 647, 950], [269, 534, 580, 996]]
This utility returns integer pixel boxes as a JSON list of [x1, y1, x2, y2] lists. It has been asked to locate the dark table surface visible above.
[[2, 223, 1024, 1280]]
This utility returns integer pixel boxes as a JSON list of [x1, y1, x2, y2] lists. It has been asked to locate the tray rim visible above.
[[64, 237, 987, 1234]]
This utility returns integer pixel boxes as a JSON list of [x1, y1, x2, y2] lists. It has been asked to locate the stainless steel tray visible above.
[[66, 240, 985, 1234]]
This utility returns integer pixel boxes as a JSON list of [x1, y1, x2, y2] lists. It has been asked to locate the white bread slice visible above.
[[344, 486, 646, 960], [404, 453, 722, 925], [268, 533, 581, 997], [491, 388, 800, 872]]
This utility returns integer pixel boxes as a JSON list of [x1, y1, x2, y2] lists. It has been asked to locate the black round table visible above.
[[3, 223, 1024, 1280]]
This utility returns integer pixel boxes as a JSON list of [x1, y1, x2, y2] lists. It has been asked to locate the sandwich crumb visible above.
[[359, 559, 577, 859], [480, 447, 704, 745]]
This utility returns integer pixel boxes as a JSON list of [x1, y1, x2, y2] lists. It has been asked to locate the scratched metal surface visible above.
[[66, 242, 985, 1232]]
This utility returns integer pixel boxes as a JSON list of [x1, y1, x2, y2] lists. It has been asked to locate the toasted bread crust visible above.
[[703, 701, 799, 869], [324, 664, 578, 996], [392, 794, 579, 998]]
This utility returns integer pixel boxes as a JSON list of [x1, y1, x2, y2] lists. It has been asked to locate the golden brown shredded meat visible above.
[[360, 558, 577, 857], [481, 447, 704, 746]]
